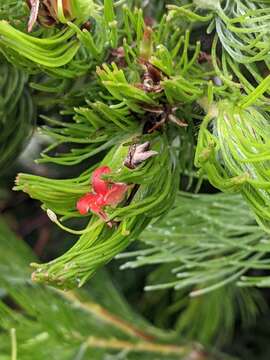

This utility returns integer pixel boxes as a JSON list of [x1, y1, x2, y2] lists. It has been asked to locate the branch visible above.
[[62, 291, 155, 341], [85, 336, 190, 356]]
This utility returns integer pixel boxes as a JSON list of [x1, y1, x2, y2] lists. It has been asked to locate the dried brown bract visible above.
[[136, 62, 163, 93], [142, 104, 187, 133], [198, 51, 212, 64], [108, 47, 127, 68], [27, 0, 73, 31], [124, 142, 158, 169]]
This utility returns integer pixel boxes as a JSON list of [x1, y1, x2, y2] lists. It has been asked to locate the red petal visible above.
[[77, 193, 105, 215], [92, 166, 111, 195], [78, 166, 128, 222], [77, 193, 94, 214], [104, 183, 128, 206]]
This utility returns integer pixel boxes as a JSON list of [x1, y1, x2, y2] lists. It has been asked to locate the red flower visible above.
[[77, 166, 128, 222], [91, 166, 111, 195]]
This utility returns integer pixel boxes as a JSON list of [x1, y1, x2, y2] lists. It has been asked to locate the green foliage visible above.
[[15, 134, 178, 288], [195, 101, 270, 232], [8, 0, 198, 289], [2, 0, 270, 357], [0, 0, 28, 28], [119, 191, 268, 343], [0, 57, 34, 170], [151, 285, 264, 346], [119, 191, 270, 292], [1, 0, 270, 305], [0, 22, 87, 77], [0, 217, 229, 360], [168, 0, 270, 103]]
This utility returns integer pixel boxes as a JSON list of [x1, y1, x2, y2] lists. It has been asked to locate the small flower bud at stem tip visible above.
[[47, 209, 58, 223]]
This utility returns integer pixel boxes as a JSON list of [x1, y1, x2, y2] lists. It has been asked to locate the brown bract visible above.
[[136, 62, 163, 93], [27, 0, 40, 32], [142, 104, 187, 133], [108, 47, 127, 68], [198, 51, 212, 64], [27, 0, 73, 31], [124, 141, 158, 169]]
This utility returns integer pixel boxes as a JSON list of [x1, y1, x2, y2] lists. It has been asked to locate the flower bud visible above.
[[139, 27, 153, 62]]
